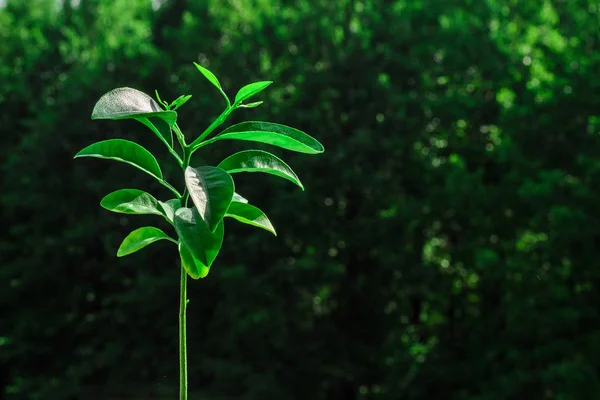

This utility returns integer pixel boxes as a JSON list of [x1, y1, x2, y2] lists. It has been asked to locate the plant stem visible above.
[[189, 105, 236, 149], [178, 144, 192, 400], [179, 261, 188, 400], [161, 179, 183, 199]]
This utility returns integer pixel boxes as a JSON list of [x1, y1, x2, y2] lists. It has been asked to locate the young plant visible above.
[[74, 62, 324, 399]]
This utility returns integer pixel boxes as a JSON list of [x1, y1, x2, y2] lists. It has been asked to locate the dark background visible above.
[[3, 0, 600, 398]]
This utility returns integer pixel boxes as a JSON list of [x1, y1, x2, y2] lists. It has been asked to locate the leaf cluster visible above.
[[75, 64, 324, 278]]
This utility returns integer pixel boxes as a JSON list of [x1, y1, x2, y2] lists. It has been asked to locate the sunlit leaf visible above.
[[233, 192, 248, 203], [226, 201, 276, 235], [210, 121, 324, 154], [74, 139, 163, 181], [117, 227, 176, 257], [193, 63, 222, 90], [174, 207, 224, 268], [218, 149, 303, 189], [91, 87, 177, 125], [234, 81, 272, 104], [179, 242, 210, 279], [193, 62, 229, 104], [101, 189, 163, 216], [159, 199, 182, 224], [184, 166, 234, 231]]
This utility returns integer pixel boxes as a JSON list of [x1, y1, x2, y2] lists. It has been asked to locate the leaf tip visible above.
[[198, 268, 210, 278]]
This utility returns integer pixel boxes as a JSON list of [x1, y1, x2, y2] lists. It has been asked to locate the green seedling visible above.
[[74, 62, 324, 399]]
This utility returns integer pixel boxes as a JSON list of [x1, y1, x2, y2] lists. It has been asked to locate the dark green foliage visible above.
[[3, 0, 600, 399]]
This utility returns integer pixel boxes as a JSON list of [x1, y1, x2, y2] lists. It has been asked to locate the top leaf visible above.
[[170, 94, 192, 111], [91, 87, 177, 126], [234, 81, 272, 105], [193, 63, 222, 90], [193, 62, 229, 105]]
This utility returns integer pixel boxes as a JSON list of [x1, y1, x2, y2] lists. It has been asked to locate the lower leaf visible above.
[[226, 201, 276, 236], [173, 207, 225, 267], [179, 242, 210, 279], [117, 226, 176, 257], [158, 199, 182, 225]]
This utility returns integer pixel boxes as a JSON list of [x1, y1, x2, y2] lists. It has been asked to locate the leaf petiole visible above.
[[161, 179, 183, 199], [189, 104, 238, 149], [166, 142, 184, 168], [173, 123, 186, 147]]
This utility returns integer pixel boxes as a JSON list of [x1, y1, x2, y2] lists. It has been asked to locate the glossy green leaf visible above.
[[218, 150, 303, 190], [233, 192, 248, 203], [179, 242, 209, 279], [234, 81, 272, 105], [212, 121, 324, 154], [174, 207, 224, 267], [91, 87, 177, 126], [74, 139, 163, 181], [239, 101, 263, 109], [226, 201, 276, 236], [193, 62, 229, 104], [170, 94, 192, 111], [117, 227, 176, 257], [184, 166, 234, 231], [159, 199, 182, 224], [193, 63, 222, 90], [101, 189, 163, 216]]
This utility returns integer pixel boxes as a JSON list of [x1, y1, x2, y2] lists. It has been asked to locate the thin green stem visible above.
[[178, 144, 192, 400], [189, 105, 236, 149], [160, 179, 182, 199], [189, 136, 220, 151], [179, 261, 188, 400], [166, 143, 183, 168], [173, 123, 187, 151]]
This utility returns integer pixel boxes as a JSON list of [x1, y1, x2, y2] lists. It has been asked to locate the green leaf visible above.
[[226, 201, 276, 236], [193, 63, 222, 90], [233, 192, 248, 203], [117, 227, 176, 257], [218, 150, 303, 190], [101, 189, 164, 216], [174, 207, 224, 268], [211, 121, 324, 154], [184, 166, 234, 231], [91, 87, 177, 125], [193, 62, 229, 104], [74, 139, 163, 181], [234, 81, 272, 104], [159, 199, 182, 224], [179, 242, 210, 279], [239, 101, 263, 109], [170, 94, 192, 111]]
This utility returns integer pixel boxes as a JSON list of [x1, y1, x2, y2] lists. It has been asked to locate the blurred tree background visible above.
[[2, 0, 600, 398]]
